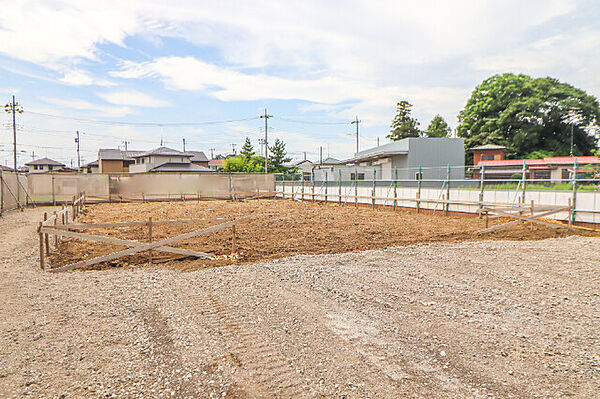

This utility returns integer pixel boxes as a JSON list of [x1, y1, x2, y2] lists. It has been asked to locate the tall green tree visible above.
[[240, 137, 255, 159], [425, 115, 451, 138], [387, 101, 421, 141], [458, 73, 600, 162], [268, 138, 295, 174]]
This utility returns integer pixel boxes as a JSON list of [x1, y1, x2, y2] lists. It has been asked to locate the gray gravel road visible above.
[[1, 207, 599, 398]]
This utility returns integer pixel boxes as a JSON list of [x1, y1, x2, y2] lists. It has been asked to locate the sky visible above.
[[1, 0, 599, 167]]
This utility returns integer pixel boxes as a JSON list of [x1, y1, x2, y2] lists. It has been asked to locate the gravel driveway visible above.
[[1, 207, 599, 398]]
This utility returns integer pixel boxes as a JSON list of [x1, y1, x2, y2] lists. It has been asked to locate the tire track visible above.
[[181, 290, 309, 398]]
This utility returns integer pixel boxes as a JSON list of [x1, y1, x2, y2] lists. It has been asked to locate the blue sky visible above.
[[1, 0, 599, 167]]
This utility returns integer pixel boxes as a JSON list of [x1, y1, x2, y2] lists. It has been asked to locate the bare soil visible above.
[[0, 207, 599, 398], [49, 199, 599, 271]]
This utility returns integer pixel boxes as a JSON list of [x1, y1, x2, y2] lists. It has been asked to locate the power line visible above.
[[274, 116, 352, 125], [25, 110, 261, 127]]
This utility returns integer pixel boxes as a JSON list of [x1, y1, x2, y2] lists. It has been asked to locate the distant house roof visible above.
[[188, 151, 209, 162], [295, 159, 313, 165], [479, 156, 600, 167], [84, 160, 99, 167], [147, 163, 212, 172], [208, 159, 225, 167], [135, 147, 194, 158], [471, 144, 507, 151], [0, 165, 13, 172], [321, 157, 341, 165], [98, 149, 144, 161], [24, 157, 65, 166]]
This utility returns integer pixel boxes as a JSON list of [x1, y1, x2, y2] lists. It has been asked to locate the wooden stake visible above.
[[53, 211, 58, 247], [485, 211, 489, 228], [38, 222, 45, 270], [530, 200, 535, 231], [568, 198, 573, 229], [231, 224, 237, 255], [43, 212, 50, 256], [148, 217, 153, 264]]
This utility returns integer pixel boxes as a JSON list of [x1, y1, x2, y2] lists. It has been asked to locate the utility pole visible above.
[[351, 115, 361, 154], [570, 124, 574, 157], [182, 138, 186, 152], [209, 148, 215, 159], [319, 146, 323, 165], [231, 143, 237, 155], [31, 151, 36, 162], [4, 95, 23, 172], [260, 108, 272, 173], [122, 141, 129, 151], [75, 131, 81, 169]]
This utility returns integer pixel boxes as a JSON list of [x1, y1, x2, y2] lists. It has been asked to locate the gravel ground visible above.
[[1, 207, 599, 398]]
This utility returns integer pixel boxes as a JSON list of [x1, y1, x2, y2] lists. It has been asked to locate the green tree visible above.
[[240, 137, 255, 159], [425, 115, 451, 138], [387, 100, 421, 141], [458, 73, 600, 162], [222, 155, 264, 173], [268, 138, 296, 174]]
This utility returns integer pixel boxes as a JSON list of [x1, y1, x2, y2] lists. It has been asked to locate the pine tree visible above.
[[387, 101, 421, 141], [240, 137, 255, 159], [425, 115, 451, 138], [268, 138, 293, 173]]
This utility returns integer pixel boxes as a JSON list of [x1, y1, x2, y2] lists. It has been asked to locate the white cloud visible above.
[[59, 69, 115, 86], [97, 90, 170, 107], [39, 97, 132, 117]]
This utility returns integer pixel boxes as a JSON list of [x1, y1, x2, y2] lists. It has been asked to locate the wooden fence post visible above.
[[43, 212, 49, 256], [53, 211, 58, 247], [530, 200, 535, 231], [148, 217, 153, 264], [568, 198, 573, 229], [231, 224, 237, 254], [445, 164, 451, 214], [51, 174, 56, 206], [38, 222, 45, 270]]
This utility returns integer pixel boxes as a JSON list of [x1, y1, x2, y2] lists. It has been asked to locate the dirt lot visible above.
[[49, 199, 600, 271], [1, 206, 599, 398]]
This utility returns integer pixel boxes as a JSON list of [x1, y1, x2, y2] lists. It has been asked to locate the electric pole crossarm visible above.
[[351, 115, 361, 154]]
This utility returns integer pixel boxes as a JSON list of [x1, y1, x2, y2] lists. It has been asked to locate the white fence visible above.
[[276, 181, 600, 224]]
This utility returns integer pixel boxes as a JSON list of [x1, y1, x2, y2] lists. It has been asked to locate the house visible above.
[[188, 151, 210, 168], [81, 160, 99, 174], [24, 157, 65, 173], [313, 137, 465, 183], [0, 165, 13, 172], [475, 156, 600, 182], [208, 159, 225, 171], [98, 149, 144, 173], [128, 147, 211, 173], [471, 144, 507, 163], [294, 160, 314, 181]]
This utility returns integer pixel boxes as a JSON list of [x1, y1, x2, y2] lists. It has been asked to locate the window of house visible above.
[[415, 171, 423, 180], [481, 154, 495, 160], [33, 165, 38, 170], [302, 172, 311, 181], [350, 173, 365, 180], [48, 165, 53, 171], [141, 158, 145, 164]]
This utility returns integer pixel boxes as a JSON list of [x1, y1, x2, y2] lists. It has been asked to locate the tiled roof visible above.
[[471, 144, 507, 150], [188, 151, 209, 162], [135, 147, 194, 158], [208, 159, 225, 167], [24, 157, 65, 166]]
